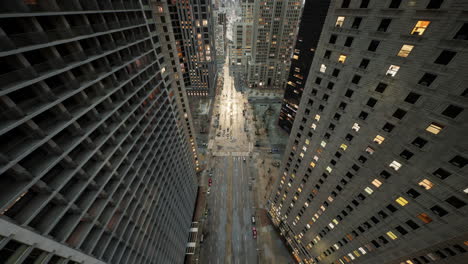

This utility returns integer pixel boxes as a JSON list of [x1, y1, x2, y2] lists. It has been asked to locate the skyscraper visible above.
[[247, 0, 303, 89], [278, 0, 330, 133], [268, 0, 468, 263], [0, 0, 199, 263], [167, 0, 217, 98], [230, 0, 254, 79]]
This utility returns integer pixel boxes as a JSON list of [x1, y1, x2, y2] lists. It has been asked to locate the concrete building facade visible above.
[[268, 0, 468, 263], [0, 0, 199, 263], [247, 0, 303, 89], [278, 0, 331, 133], [230, 0, 254, 78]]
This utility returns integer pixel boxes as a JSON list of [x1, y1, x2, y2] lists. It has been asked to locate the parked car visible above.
[[251, 216, 256, 224], [208, 178, 212, 186]]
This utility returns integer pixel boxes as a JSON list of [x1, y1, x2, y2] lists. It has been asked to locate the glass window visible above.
[[417, 213, 433, 223], [386, 231, 398, 240], [396, 197, 409, 206], [366, 146, 375, 154], [338, 55, 347, 63], [326, 166, 332, 173], [352, 123, 360, 131], [390, 160, 402, 171], [411, 21, 431, 35], [340, 144, 348, 150], [398, 44, 414, 57], [426, 122, 444, 134], [365, 187, 374, 194], [320, 64, 327, 73], [374, 135, 385, 144], [386, 65, 400, 77], [336, 16, 345, 27], [419, 179, 434, 190], [315, 114, 320, 121], [321, 141, 326, 147], [372, 179, 382, 187]]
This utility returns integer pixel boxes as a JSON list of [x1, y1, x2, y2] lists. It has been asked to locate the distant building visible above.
[[230, 0, 254, 78], [0, 0, 199, 263], [268, 0, 468, 263], [167, 0, 217, 97], [246, 0, 304, 89], [278, 0, 331, 133]]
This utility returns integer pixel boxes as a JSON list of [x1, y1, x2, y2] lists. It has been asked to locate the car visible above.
[[207, 187, 211, 195], [243, 157, 246, 162], [252, 227, 257, 239], [208, 178, 212, 186], [251, 216, 256, 224]]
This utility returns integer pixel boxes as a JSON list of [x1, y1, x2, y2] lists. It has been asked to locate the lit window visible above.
[[338, 55, 347, 63], [315, 114, 320, 121], [386, 231, 398, 240], [300, 152, 305, 158], [411, 21, 431, 35], [374, 135, 385, 144], [419, 179, 434, 190], [396, 197, 409, 206], [426, 123, 443, 134], [328, 196, 334, 202], [336, 16, 345, 27], [293, 55, 299, 60], [306, 224, 311, 229], [347, 253, 355, 260], [310, 162, 316, 168], [365, 146, 375, 154], [358, 247, 367, 255], [326, 166, 332, 173], [334, 244, 340, 250], [406, 260, 414, 264], [313, 155, 319, 161], [333, 219, 339, 225], [397, 44, 414, 57], [353, 250, 360, 257], [352, 123, 360, 131], [320, 64, 327, 73], [321, 141, 327, 147], [390, 160, 402, 171], [311, 123, 317, 130], [365, 187, 374, 194], [340, 144, 348, 150], [386, 65, 400, 77], [305, 139, 310, 145], [329, 223, 335, 229], [372, 179, 382, 188], [417, 213, 433, 223], [464, 187, 468, 194], [302, 146, 307, 152]]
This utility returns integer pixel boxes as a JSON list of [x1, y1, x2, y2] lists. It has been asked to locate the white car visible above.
[[207, 187, 211, 195]]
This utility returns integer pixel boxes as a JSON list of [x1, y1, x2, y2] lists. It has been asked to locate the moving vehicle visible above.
[[252, 227, 257, 239], [208, 178, 212, 186], [207, 187, 211, 195], [251, 216, 256, 224]]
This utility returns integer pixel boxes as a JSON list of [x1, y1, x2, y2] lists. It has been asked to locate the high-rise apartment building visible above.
[[278, 0, 330, 133], [268, 0, 468, 263], [247, 0, 303, 89], [0, 0, 200, 263], [230, 0, 254, 77], [214, 11, 226, 66], [167, 0, 217, 97]]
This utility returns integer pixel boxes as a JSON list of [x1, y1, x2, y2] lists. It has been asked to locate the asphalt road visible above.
[[199, 49, 258, 263]]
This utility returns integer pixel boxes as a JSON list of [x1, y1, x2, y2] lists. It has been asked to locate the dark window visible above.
[[345, 134, 354, 141], [371, 216, 380, 224], [332, 68, 340, 77], [324, 50, 331, 59], [352, 164, 360, 171], [378, 210, 388, 218], [344, 36, 354, 47], [371, 240, 380, 248], [407, 188, 421, 198], [404, 92, 421, 104], [441, 105, 463, 118], [450, 155, 467, 168], [427, 0, 443, 9], [333, 113, 341, 120], [327, 82, 335, 90], [345, 89, 354, 98], [352, 17, 363, 29], [335, 152, 342, 158], [436, 250, 447, 259], [400, 150, 414, 160], [395, 225, 408, 235], [406, 220, 420, 230], [359, 111, 368, 120], [380, 170, 391, 179], [432, 168, 451, 179], [375, 82, 388, 93], [454, 245, 467, 253], [382, 122, 395, 132], [378, 19, 392, 32], [454, 23, 468, 40], [352, 199, 359, 206], [341, 0, 351, 8], [315, 77, 322, 84], [412, 137, 428, 148], [368, 40, 380, 51], [386, 204, 398, 212], [360, 0, 370, 8], [434, 50, 456, 65], [389, 0, 402, 8], [329, 35, 338, 44], [367, 98, 377, 107], [431, 205, 448, 216], [359, 58, 370, 69], [443, 247, 457, 256], [418, 73, 437, 86], [339, 102, 347, 110], [393, 108, 407, 119], [351, 75, 361, 84], [357, 193, 366, 200], [445, 196, 466, 209]]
